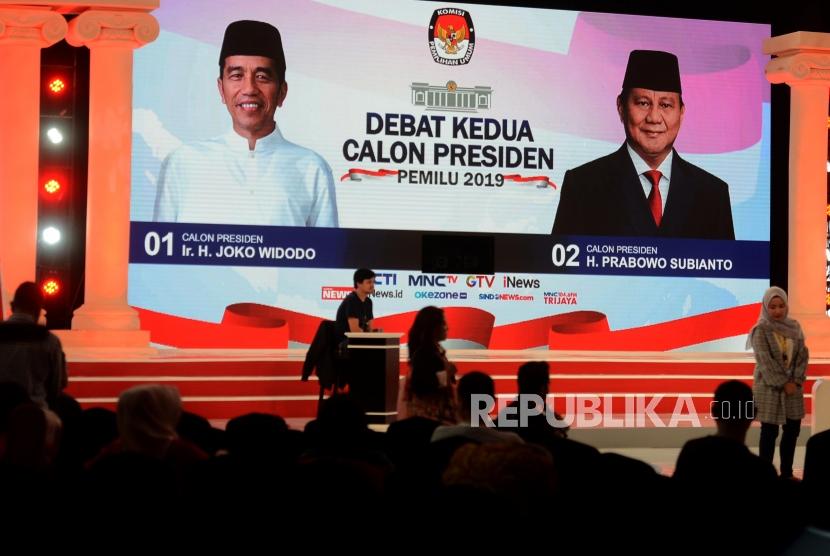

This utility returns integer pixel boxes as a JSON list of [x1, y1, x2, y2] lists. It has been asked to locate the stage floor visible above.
[[65, 347, 830, 431]]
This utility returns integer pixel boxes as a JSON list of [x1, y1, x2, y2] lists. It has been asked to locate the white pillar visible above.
[[812, 379, 830, 435], [59, 10, 158, 349], [765, 32, 830, 351], [0, 8, 67, 318]]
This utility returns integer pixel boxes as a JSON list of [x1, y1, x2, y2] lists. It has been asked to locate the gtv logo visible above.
[[465, 275, 494, 288], [408, 274, 458, 287]]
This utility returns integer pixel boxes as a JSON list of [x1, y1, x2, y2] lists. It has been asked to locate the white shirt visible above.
[[626, 143, 673, 214], [154, 128, 338, 227]]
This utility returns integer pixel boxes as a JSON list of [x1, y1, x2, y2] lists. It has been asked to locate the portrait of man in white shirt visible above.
[[153, 19, 338, 228]]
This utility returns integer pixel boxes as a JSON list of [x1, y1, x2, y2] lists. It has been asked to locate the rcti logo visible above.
[[374, 272, 397, 286], [428, 8, 475, 66]]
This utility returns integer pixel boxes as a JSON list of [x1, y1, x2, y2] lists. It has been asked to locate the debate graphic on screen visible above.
[[129, 0, 771, 351]]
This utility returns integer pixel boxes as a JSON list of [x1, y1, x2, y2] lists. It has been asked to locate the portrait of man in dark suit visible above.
[[552, 50, 734, 240]]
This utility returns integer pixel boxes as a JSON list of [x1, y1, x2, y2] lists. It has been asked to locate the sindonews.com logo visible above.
[[468, 394, 755, 428], [478, 293, 534, 302]]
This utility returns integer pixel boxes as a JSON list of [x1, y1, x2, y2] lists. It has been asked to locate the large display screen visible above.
[[129, 0, 771, 351]]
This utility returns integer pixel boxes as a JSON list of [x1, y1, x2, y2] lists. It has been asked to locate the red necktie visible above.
[[645, 170, 663, 227]]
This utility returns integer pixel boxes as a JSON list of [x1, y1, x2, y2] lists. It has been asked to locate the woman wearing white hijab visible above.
[[747, 286, 809, 478], [117, 384, 183, 459]]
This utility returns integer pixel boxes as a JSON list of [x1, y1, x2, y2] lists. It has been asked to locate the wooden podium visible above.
[[344, 332, 402, 424]]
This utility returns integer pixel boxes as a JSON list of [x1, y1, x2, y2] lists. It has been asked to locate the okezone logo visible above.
[[428, 8, 475, 66], [321, 287, 352, 301], [415, 291, 468, 300]]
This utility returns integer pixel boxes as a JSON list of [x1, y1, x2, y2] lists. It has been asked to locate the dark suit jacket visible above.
[[552, 144, 734, 239], [302, 319, 340, 389]]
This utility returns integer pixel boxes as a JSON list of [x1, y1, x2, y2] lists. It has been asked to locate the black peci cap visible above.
[[622, 50, 682, 93], [219, 20, 286, 79]]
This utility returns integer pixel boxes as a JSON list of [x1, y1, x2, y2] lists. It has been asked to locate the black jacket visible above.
[[302, 319, 341, 389], [552, 144, 734, 239]]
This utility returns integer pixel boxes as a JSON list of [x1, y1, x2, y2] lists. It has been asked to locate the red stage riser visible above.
[[66, 376, 822, 398], [78, 399, 320, 420], [453, 361, 760, 375], [67, 358, 828, 421], [75, 397, 811, 422], [68, 360, 303, 377], [69, 359, 807, 377], [66, 379, 321, 398], [68, 393, 814, 422]]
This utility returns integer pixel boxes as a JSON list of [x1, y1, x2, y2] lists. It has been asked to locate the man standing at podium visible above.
[[335, 268, 376, 342]]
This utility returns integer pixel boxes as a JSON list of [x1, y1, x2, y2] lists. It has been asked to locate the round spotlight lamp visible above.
[[41, 278, 61, 297], [48, 78, 66, 94], [46, 127, 63, 144], [42, 226, 62, 245], [44, 179, 62, 196]]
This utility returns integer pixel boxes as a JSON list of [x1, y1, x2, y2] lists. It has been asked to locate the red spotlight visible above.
[[48, 77, 67, 94], [39, 172, 67, 201], [44, 178, 61, 195], [41, 278, 62, 297], [41, 69, 73, 118]]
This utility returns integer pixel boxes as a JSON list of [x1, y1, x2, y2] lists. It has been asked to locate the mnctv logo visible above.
[[428, 8, 475, 66]]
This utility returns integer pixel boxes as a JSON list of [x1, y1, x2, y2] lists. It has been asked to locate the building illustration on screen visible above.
[[411, 81, 492, 112]]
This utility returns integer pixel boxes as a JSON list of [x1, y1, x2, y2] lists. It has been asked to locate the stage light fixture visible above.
[[39, 173, 67, 202], [48, 78, 66, 94], [47, 127, 64, 144], [38, 42, 90, 329], [44, 178, 61, 195], [41, 278, 62, 297], [42, 226, 62, 245]]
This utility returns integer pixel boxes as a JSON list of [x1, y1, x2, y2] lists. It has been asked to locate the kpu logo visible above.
[[428, 8, 475, 66]]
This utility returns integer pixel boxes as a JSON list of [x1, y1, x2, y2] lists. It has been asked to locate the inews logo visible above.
[[321, 287, 351, 301], [322, 287, 404, 300]]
